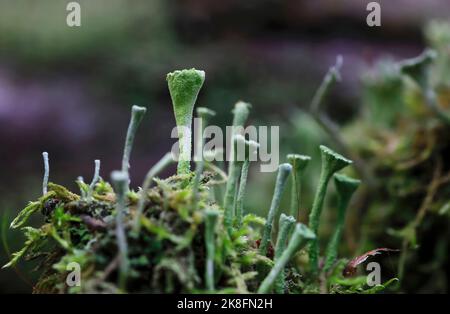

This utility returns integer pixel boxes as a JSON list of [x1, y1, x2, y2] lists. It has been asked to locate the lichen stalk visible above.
[[259, 163, 292, 256], [192, 107, 216, 209], [227, 101, 251, 177], [287, 154, 311, 220], [235, 139, 259, 228], [323, 174, 360, 272], [274, 214, 296, 293], [258, 223, 315, 294], [307, 145, 352, 274], [204, 209, 219, 292], [111, 170, 130, 291], [42, 152, 49, 195], [167, 69, 205, 175], [87, 159, 101, 201], [223, 135, 245, 236], [121, 105, 147, 188]]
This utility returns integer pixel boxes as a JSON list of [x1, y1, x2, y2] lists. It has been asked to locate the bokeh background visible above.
[[1, 0, 449, 293]]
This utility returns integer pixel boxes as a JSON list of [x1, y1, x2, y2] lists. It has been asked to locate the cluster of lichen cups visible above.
[[4, 68, 360, 294]]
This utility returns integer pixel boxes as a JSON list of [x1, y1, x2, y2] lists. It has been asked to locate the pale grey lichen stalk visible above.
[[307, 145, 352, 274], [42, 152, 49, 195], [121, 105, 147, 187], [87, 159, 101, 201], [204, 209, 219, 292], [192, 107, 216, 209], [167, 69, 205, 175], [274, 214, 296, 293], [259, 163, 292, 256], [258, 223, 315, 293], [111, 170, 130, 291], [323, 174, 360, 272], [227, 101, 251, 181], [287, 154, 311, 220], [223, 135, 246, 235], [235, 139, 259, 228]]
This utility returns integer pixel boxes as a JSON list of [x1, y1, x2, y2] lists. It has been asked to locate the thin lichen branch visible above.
[[42, 152, 49, 196], [121, 105, 147, 187], [111, 170, 130, 291], [323, 174, 360, 272], [287, 154, 311, 220], [87, 159, 101, 201], [274, 214, 296, 293], [227, 101, 251, 177], [223, 135, 246, 235], [307, 145, 352, 275], [399, 49, 450, 125], [235, 139, 259, 228], [308, 56, 374, 188], [204, 209, 219, 292], [192, 107, 216, 209], [259, 163, 292, 256], [258, 223, 315, 293]]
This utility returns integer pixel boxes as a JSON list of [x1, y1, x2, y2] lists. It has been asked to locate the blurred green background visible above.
[[0, 0, 449, 293]]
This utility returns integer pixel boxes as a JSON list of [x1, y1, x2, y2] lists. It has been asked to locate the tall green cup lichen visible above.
[[324, 174, 360, 272], [307, 145, 352, 274], [167, 69, 205, 175], [287, 154, 311, 220], [259, 163, 292, 256]]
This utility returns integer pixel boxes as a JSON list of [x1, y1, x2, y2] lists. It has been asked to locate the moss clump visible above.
[[4, 69, 397, 294]]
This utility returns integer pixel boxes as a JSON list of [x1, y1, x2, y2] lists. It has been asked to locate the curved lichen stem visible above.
[[223, 135, 245, 236], [399, 49, 450, 125], [192, 107, 216, 209], [227, 101, 251, 178], [133, 152, 174, 233], [87, 159, 101, 201], [204, 209, 219, 292], [309, 56, 374, 188], [122, 105, 147, 189], [323, 174, 360, 273], [111, 170, 130, 291], [307, 145, 352, 275], [167, 69, 205, 175], [274, 214, 296, 293], [259, 163, 292, 256], [235, 139, 259, 228], [258, 223, 315, 293], [287, 154, 311, 220], [42, 152, 49, 196]]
